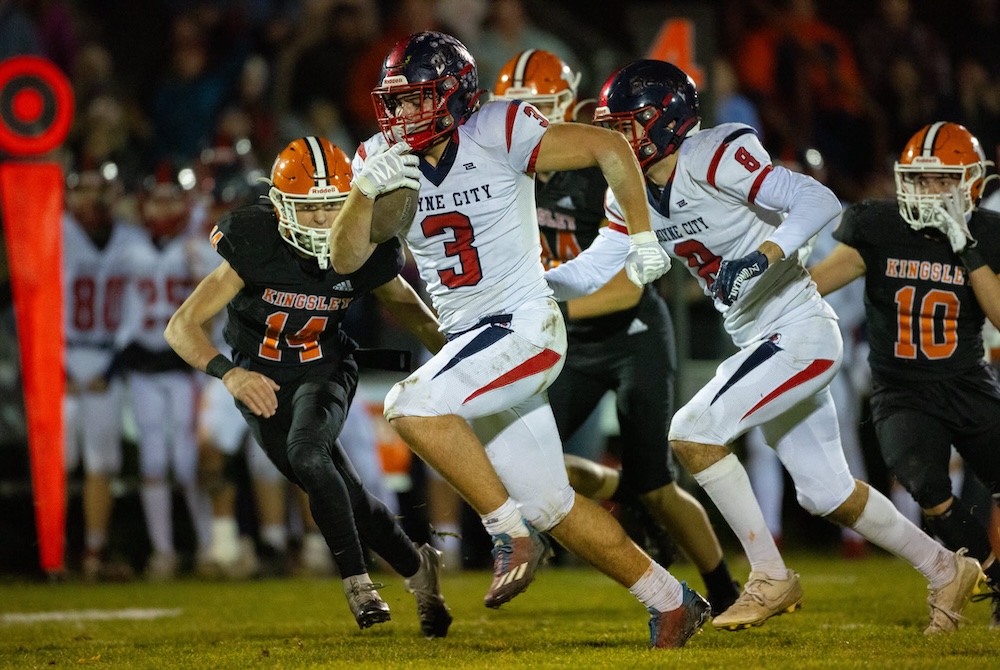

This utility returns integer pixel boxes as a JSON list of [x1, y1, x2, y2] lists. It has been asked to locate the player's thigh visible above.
[[954, 394, 1000, 497], [79, 380, 124, 474], [164, 371, 198, 484], [875, 408, 954, 508], [64, 394, 81, 470], [546, 354, 610, 446], [128, 373, 169, 476], [617, 329, 674, 492], [669, 320, 841, 446], [767, 387, 854, 516], [385, 300, 567, 421], [474, 394, 574, 531]]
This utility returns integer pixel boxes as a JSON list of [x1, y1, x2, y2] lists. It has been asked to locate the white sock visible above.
[[629, 561, 683, 612], [480, 498, 528, 538], [850, 486, 955, 588], [261, 523, 288, 551], [211, 516, 240, 564], [141, 481, 173, 555], [181, 482, 214, 553], [85, 530, 107, 553], [433, 522, 462, 565], [693, 453, 787, 579]]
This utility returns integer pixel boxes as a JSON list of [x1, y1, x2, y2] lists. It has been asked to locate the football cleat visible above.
[[712, 569, 803, 631], [145, 551, 179, 582], [344, 575, 391, 629], [648, 582, 711, 649], [484, 522, 552, 609], [924, 550, 987, 635], [405, 543, 453, 638]]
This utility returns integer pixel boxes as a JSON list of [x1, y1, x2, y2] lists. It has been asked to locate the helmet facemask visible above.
[[594, 105, 699, 170], [268, 187, 347, 269], [373, 70, 471, 152]]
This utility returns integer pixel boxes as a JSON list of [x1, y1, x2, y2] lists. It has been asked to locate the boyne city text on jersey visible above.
[[416, 185, 494, 212]]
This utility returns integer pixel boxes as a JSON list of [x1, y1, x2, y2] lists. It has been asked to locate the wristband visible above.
[[629, 230, 657, 245], [959, 244, 988, 274], [206, 354, 237, 380]]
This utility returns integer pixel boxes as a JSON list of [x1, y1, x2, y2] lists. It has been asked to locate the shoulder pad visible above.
[[213, 204, 282, 270]]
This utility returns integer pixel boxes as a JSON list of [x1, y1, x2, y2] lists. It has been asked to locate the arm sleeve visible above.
[[544, 226, 630, 300], [752, 166, 843, 258]]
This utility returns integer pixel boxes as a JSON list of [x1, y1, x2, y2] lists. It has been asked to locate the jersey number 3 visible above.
[[422, 212, 483, 288]]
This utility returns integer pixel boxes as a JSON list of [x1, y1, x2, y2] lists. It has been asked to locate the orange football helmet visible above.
[[894, 121, 995, 230], [493, 49, 580, 123], [266, 136, 352, 268]]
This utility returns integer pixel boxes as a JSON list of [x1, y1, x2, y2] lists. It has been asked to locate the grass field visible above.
[[1, 551, 997, 669]]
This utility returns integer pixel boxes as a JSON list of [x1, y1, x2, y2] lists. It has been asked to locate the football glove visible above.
[[354, 142, 420, 199], [940, 186, 975, 254], [625, 231, 671, 287], [714, 250, 769, 306]]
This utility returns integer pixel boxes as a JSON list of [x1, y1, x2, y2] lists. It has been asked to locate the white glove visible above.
[[940, 186, 974, 254], [625, 231, 671, 287], [354, 142, 420, 199]]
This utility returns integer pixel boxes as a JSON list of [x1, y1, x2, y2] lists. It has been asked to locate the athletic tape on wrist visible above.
[[206, 354, 237, 380]]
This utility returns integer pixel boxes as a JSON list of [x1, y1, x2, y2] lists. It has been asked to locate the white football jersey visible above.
[[118, 229, 198, 352], [62, 215, 146, 384], [604, 124, 838, 347], [355, 100, 552, 334]]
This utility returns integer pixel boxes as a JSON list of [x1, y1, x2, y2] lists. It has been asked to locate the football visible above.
[[371, 186, 419, 243]]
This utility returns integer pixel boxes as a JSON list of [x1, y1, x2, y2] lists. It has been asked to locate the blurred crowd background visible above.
[[2, 0, 1000, 579]]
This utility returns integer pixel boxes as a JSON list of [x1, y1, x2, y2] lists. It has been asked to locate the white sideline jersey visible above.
[[355, 100, 552, 334], [63, 216, 146, 384], [549, 123, 840, 348], [118, 230, 198, 352]]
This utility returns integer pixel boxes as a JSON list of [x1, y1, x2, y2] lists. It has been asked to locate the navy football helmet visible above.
[[593, 59, 700, 170], [371, 31, 480, 152]]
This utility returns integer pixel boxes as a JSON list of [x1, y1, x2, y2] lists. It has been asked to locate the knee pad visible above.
[[518, 483, 575, 532]]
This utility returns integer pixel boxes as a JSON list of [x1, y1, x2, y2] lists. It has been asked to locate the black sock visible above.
[[701, 559, 739, 612], [923, 500, 993, 563]]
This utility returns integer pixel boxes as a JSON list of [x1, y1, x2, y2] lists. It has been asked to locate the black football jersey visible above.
[[536, 167, 649, 339], [212, 203, 404, 384], [835, 199, 1000, 381]]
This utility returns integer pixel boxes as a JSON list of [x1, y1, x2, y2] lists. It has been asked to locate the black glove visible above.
[[714, 250, 769, 306]]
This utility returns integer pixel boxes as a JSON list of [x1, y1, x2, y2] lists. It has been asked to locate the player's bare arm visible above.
[[808, 243, 867, 297], [966, 264, 1000, 331], [330, 143, 420, 274], [328, 188, 378, 274], [164, 261, 280, 418], [371, 276, 446, 354], [534, 123, 653, 236], [564, 269, 641, 319]]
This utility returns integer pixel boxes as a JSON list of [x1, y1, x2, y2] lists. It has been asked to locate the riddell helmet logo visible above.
[[309, 186, 342, 195]]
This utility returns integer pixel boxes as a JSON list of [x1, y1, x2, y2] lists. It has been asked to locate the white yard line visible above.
[[2, 608, 183, 624]]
